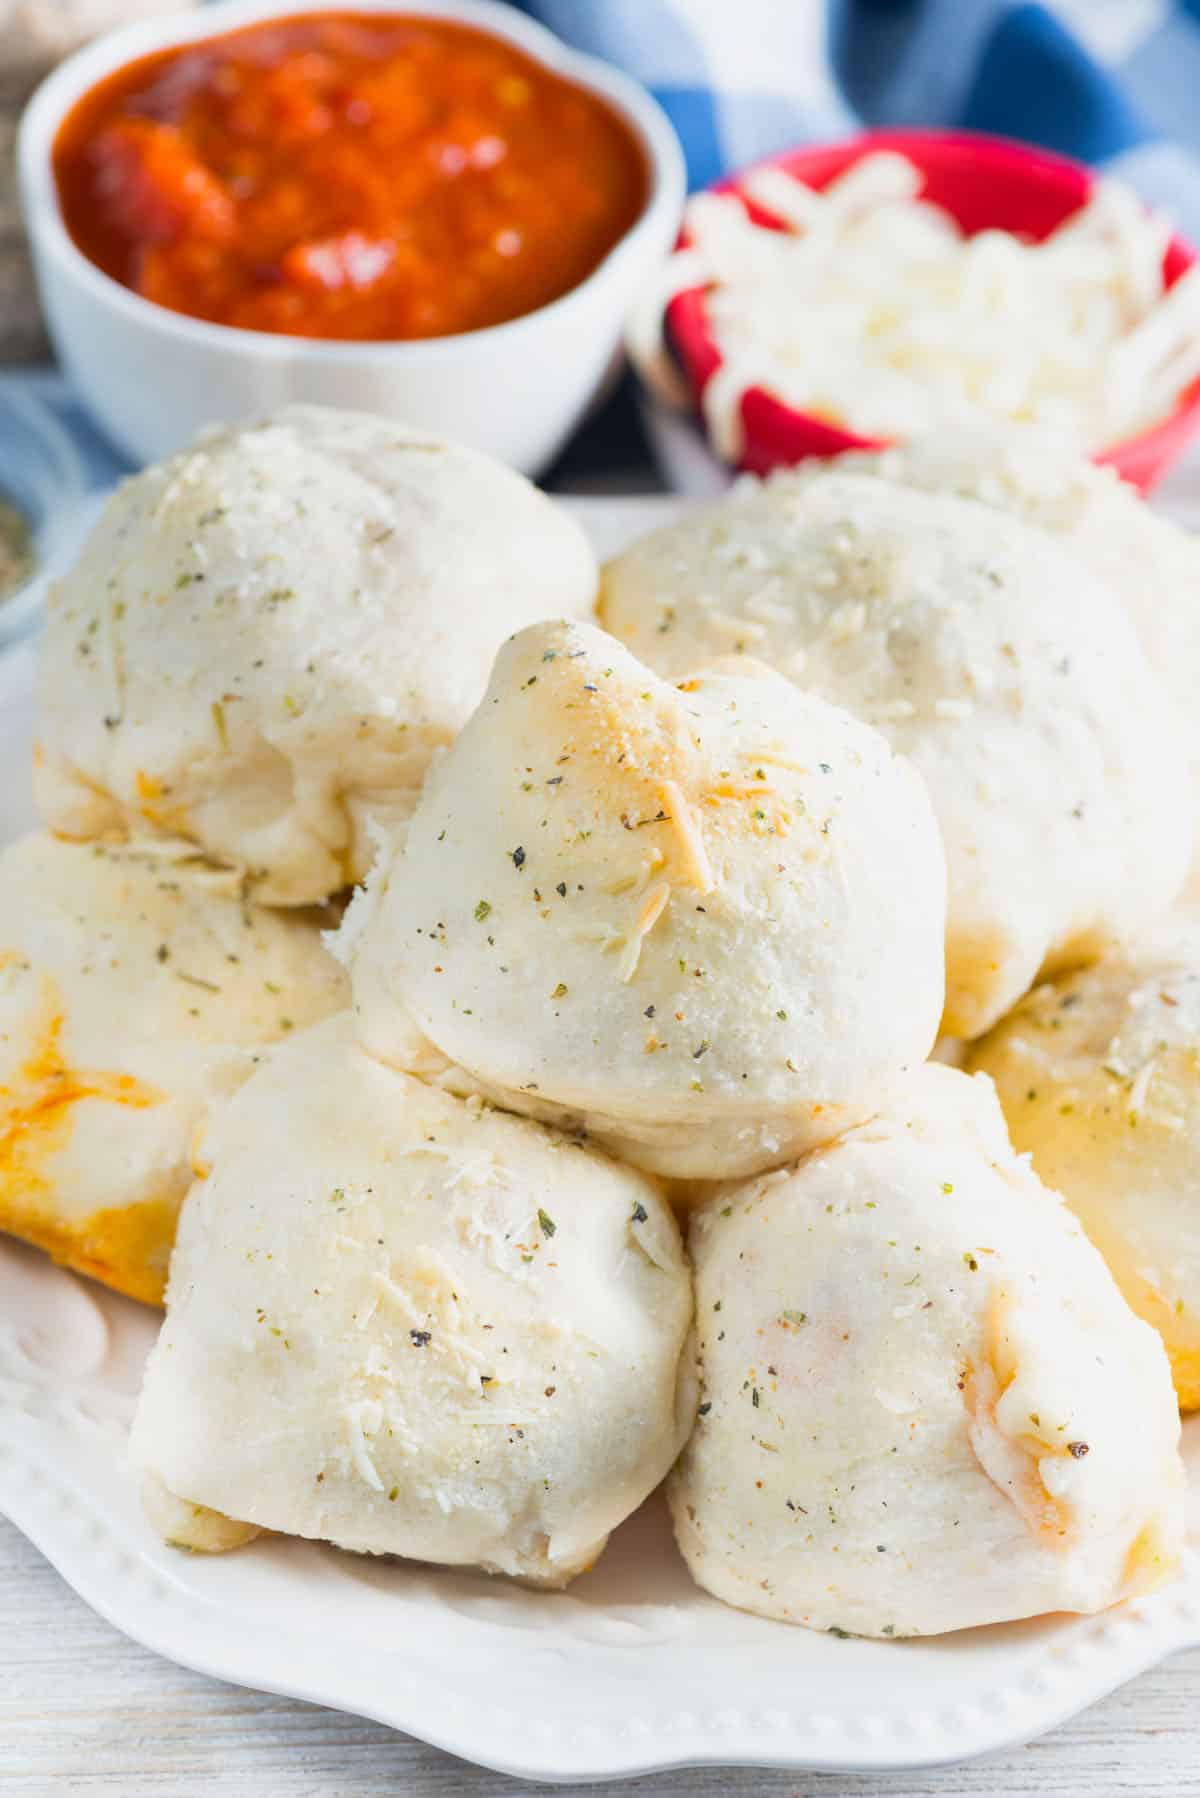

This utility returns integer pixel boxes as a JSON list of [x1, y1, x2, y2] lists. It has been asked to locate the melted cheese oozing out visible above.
[[630, 151, 1200, 460]]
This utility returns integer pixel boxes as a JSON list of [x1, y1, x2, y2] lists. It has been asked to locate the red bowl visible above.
[[664, 128, 1200, 493]]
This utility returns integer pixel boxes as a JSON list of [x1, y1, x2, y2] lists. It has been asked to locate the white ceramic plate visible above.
[[1, 495, 1198, 1785]]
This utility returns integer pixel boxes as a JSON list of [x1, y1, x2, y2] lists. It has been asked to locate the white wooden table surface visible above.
[[1, 1517, 1197, 1796]]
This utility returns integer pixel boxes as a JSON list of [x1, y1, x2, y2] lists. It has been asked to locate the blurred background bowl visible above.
[[17, 0, 685, 475], [657, 128, 1200, 495], [0, 388, 90, 650]]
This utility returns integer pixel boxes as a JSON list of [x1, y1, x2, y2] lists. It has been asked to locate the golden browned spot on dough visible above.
[[134, 769, 189, 835], [976, 1057, 1200, 1414], [1122, 1514, 1181, 1598], [942, 924, 1010, 1039], [1107, 1262, 1200, 1413], [1042, 1206, 1200, 1413], [1171, 1348, 1200, 1414]]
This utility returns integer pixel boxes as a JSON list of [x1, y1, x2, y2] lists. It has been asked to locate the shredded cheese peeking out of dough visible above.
[[343, 1398, 385, 1491], [658, 780, 714, 894], [753, 747, 809, 774], [702, 780, 772, 801], [1128, 1056, 1158, 1119], [604, 847, 667, 897], [616, 880, 672, 984], [706, 611, 767, 644]]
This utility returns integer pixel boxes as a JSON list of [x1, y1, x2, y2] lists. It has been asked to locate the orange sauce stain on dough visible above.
[[8, 1197, 179, 1307], [0, 998, 174, 1305], [0, 1007, 165, 1171]]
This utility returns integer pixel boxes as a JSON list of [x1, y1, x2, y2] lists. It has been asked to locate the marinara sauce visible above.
[[52, 12, 649, 340]]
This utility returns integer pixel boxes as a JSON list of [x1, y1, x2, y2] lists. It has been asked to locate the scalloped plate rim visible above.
[[2, 1424, 1197, 1783]]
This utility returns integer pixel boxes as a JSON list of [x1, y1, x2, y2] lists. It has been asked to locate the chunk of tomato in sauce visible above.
[[90, 117, 235, 245]]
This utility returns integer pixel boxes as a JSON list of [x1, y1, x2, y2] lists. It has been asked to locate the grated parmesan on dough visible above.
[[616, 879, 672, 983], [658, 779, 715, 894]]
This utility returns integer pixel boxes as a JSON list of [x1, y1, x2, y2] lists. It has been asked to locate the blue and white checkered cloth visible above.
[[516, 0, 1200, 237]]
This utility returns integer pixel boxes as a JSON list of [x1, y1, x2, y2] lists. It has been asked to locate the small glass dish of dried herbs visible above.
[[0, 388, 89, 651]]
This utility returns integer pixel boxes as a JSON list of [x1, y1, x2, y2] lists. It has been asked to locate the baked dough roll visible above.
[[968, 913, 1200, 1409], [341, 618, 946, 1181], [0, 831, 346, 1302], [669, 1065, 1185, 1637], [131, 1013, 695, 1584], [836, 430, 1200, 796], [35, 405, 597, 905], [600, 471, 1191, 1037]]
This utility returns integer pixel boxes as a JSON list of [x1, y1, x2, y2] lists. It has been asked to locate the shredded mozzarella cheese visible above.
[[630, 151, 1200, 461]]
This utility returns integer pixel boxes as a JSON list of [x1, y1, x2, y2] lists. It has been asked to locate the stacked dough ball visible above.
[[6, 405, 1194, 1637], [601, 454, 1193, 1036]]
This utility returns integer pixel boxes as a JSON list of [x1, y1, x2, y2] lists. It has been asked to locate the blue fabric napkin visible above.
[[0, 371, 131, 497], [515, 0, 1200, 235]]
